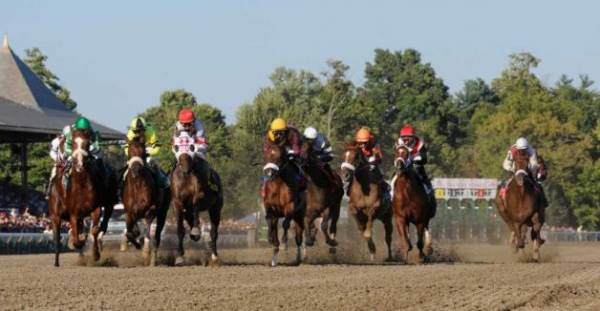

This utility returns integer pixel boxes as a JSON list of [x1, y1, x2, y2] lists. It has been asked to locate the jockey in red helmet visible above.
[[395, 124, 435, 209], [173, 107, 216, 192]]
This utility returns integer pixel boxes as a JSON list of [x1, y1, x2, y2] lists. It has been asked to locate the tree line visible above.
[[1, 48, 598, 229]]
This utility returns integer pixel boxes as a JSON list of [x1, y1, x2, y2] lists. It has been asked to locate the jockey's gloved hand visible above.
[[413, 155, 423, 165]]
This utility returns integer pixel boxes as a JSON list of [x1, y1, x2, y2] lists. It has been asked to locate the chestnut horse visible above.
[[49, 129, 101, 266], [340, 144, 393, 261], [392, 143, 434, 263], [301, 144, 343, 252], [171, 131, 223, 266], [263, 142, 306, 266], [495, 150, 545, 261], [122, 138, 169, 265]]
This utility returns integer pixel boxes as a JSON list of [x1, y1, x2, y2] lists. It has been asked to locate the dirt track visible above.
[[2, 242, 600, 311]]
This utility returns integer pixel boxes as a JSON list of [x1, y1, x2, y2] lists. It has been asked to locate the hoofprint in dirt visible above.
[[2, 244, 600, 310]]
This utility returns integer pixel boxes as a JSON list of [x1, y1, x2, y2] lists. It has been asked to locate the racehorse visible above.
[[122, 137, 169, 265], [301, 142, 343, 252], [495, 150, 545, 261], [170, 131, 223, 266], [48, 129, 101, 267], [340, 143, 393, 261], [262, 142, 306, 266], [392, 142, 435, 263]]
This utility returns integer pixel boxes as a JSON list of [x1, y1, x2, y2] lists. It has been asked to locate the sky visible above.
[[2, 1, 599, 132]]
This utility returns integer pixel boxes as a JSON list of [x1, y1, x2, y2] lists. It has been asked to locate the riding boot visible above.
[[45, 167, 56, 200], [538, 183, 549, 208], [415, 165, 436, 211], [196, 158, 213, 193]]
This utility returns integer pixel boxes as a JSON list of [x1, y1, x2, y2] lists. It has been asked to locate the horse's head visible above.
[[71, 129, 91, 173], [172, 131, 197, 176], [127, 138, 146, 175], [341, 143, 362, 182], [393, 139, 412, 174], [263, 143, 284, 180], [513, 151, 530, 186]]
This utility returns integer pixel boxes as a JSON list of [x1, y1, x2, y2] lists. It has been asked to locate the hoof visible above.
[[174, 256, 185, 266], [326, 239, 338, 247], [363, 230, 372, 239], [120, 240, 129, 252], [369, 253, 375, 261]]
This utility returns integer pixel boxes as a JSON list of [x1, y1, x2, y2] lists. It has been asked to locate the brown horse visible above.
[[122, 138, 169, 265], [170, 132, 223, 266], [392, 143, 434, 263], [340, 144, 393, 261], [301, 144, 343, 252], [48, 129, 101, 266], [495, 151, 545, 261], [263, 142, 305, 266]]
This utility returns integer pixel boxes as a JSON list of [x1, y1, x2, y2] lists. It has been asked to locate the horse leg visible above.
[[90, 208, 102, 261], [294, 214, 305, 265], [189, 205, 201, 242], [416, 223, 426, 263], [68, 215, 78, 250], [142, 212, 155, 265], [152, 203, 168, 266], [324, 201, 340, 248], [208, 205, 221, 264], [100, 204, 113, 235], [304, 208, 318, 247], [125, 212, 141, 249], [175, 203, 186, 266], [531, 213, 543, 262], [363, 207, 376, 240], [52, 216, 61, 267], [424, 223, 433, 256], [394, 215, 410, 263], [282, 217, 291, 251], [382, 215, 393, 262], [268, 216, 280, 267]]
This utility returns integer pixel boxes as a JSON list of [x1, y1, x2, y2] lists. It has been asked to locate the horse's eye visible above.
[[174, 145, 179, 152], [190, 145, 195, 152]]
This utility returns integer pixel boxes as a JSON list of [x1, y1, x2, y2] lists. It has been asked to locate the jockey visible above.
[[302, 126, 336, 185], [263, 117, 305, 198], [119, 117, 168, 199], [45, 125, 71, 199], [65, 116, 102, 159], [354, 127, 382, 168], [502, 137, 548, 207], [302, 126, 333, 163], [64, 116, 108, 190], [173, 107, 214, 191], [265, 117, 303, 159], [398, 124, 433, 195], [352, 127, 390, 203]]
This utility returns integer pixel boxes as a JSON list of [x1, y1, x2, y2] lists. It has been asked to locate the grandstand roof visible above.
[[0, 34, 124, 143]]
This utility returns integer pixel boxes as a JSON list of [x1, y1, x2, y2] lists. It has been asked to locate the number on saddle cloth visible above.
[[173, 131, 202, 160]]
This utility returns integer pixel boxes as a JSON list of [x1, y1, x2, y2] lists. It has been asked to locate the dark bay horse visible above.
[[340, 144, 393, 261], [171, 132, 223, 266], [301, 143, 343, 252], [122, 138, 169, 265], [263, 142, 306, 266], [392, 143, 434, 263], [495, 151, 545, 261], [48, 129, 101, 266]]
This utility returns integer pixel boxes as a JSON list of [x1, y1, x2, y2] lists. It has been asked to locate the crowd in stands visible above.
[[0, 181, 69, 233]]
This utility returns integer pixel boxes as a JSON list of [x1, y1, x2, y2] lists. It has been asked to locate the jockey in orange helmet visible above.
[[354, 127, 382, 166], [351, 127, 391, 203]]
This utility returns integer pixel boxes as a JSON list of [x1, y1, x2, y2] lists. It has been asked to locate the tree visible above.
[[24, 48, 77, 111]]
